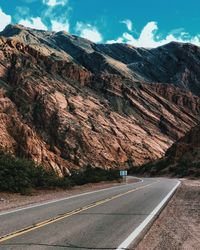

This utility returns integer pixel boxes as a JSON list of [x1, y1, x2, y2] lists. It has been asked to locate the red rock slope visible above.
[[0, 25, 199, 174]]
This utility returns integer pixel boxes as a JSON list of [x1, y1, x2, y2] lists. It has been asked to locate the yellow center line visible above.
[[0, 181, 158, 243]]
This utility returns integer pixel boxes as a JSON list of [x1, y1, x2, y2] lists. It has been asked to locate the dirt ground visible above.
[[0, 178, 135, 212], [134, 179, 200, 250]]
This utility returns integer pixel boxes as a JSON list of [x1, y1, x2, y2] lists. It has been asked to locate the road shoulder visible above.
[[134, 179, 200, 250]]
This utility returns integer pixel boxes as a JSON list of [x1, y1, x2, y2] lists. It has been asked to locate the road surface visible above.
[[0, 177, 179, 250]]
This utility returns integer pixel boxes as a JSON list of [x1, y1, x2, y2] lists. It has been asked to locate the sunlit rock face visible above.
[[0, 24, 199, 174]]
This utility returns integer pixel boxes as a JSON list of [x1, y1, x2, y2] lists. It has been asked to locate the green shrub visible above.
[[0, 152, 68, 194], [20, 187, 35, 196], [70, 165, 122, 186], [0, 152, 122, 194]]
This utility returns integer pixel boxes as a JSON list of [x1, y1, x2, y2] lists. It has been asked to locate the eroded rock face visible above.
[[166, 124, 200, 163], [0, 25, 200, 174], [142, 124, 200, 177]]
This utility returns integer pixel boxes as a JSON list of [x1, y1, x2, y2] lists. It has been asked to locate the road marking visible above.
[[0, 181, 155, 244], [116, 180, 181, 250], [0, 177, 143, 217]]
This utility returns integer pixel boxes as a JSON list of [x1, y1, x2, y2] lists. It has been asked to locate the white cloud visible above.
[[120, 19, 132, 31], [107, 21, 200, 48], [137, 21, 157, 47], [42, 0, 71, 32], [51, 20, 69, 32], [75, 22, 103, 43], [0, 8, 11, 31], [19, 17, 48, 30], [43, 0, 68, 7]]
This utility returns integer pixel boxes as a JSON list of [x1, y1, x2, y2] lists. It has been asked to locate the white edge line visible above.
[[116, 180, 181, 250], [0, 177, 143, 216]]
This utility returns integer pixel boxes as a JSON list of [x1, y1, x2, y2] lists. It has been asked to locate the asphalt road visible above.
[[0, 177, 179, 250]]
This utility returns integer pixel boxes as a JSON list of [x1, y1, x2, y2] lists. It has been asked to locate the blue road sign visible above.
[[120, 170, 127, 176]]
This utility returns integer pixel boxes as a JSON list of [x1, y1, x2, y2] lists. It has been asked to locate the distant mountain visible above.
[[0, 24, 199, 174]]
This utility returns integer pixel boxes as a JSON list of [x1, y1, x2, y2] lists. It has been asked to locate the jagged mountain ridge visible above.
[[2, 24, 200, 95], [0, 24, 199, 174]]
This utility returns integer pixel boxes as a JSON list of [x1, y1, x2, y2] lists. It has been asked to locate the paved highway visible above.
[[0, 178, 180, 250]]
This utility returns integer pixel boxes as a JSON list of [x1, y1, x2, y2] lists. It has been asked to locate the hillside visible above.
[[166, 124, 200, 162], [0, 24, 200, 175], [135, 124, 200, 177]]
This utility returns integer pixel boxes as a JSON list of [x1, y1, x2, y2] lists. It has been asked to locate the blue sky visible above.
[[0, 0, 200, 47]]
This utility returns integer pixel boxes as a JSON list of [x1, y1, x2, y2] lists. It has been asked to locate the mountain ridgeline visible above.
[[0, 24, 199, 175]]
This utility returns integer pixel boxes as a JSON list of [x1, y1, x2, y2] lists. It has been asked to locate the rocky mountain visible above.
[[136, 124, 200, 177], [0, 24, 200, 175], [166, 124, 200, 164]]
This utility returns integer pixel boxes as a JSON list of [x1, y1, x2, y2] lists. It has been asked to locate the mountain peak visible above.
[[1, 24, 200, 96], [1, 23, 49, 33]]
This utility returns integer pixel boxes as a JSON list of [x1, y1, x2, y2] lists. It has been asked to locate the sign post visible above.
[[120, 170, 127, 183]]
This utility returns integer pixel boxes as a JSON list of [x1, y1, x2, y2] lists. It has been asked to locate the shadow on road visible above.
[[0, 242, 131, 249]]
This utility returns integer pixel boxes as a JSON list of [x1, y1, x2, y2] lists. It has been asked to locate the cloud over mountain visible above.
[[0, 8, 11, 31], [107, 21, 200, 47], [75, 22, 103, 43]]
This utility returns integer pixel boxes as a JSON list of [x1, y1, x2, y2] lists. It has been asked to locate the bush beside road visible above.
[[0, 152, 122, 195]]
